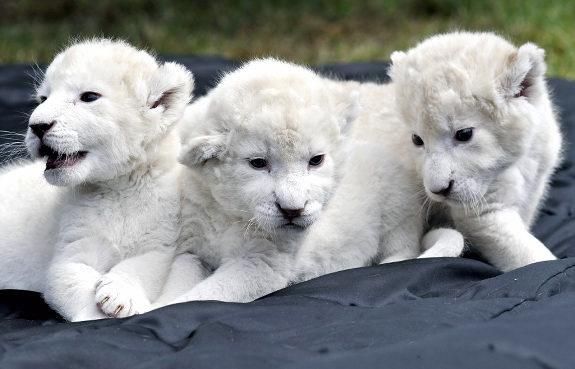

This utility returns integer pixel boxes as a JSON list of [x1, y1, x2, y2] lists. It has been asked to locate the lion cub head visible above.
[[25, 39, 194, 186], [389, 32, 553, 206], [179, 59, 358, 235]]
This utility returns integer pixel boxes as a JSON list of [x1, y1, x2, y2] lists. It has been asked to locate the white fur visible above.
[[0, 160, 63, 291], [294, 81, 465, 280], [155, 59, 362, 305], [16, 39, 194, 321], [389, 32, 562, 271], [420, 228, 465, 258]]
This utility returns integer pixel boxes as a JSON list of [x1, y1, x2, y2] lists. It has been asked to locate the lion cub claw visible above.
[[95, 273, 151, 318]]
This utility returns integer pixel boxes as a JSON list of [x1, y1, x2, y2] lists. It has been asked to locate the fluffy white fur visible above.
[[389, 32, 562, 271], [20, 39, 194, 321], [294, 81, 465, 280], [0, 160, 63, 291], [153, 59, 362, 305]]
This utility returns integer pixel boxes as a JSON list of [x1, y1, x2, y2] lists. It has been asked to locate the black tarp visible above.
[[0, 58, 574, 369]]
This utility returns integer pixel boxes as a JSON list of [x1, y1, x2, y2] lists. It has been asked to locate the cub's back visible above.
[[0, 160, 63, 291]]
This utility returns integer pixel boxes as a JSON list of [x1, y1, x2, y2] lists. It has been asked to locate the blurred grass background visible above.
[[1, 0, 574, 78]]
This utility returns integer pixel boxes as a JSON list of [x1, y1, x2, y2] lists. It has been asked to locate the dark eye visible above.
[[80, 91, 102, 103], [309, 154, 325, 167], [249, 158, 268, 169], [455, 128, 473, 142], [412, 134, 424, 147], [38, 96, 47, 104]]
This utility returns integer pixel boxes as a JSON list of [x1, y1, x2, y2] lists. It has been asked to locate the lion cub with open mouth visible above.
[[153, 59, 360, 305], [389, 32, 562, 271], [25, 39, 193, 321]]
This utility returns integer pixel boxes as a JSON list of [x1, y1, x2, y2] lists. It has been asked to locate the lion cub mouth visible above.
[[39, 144, 88, 170]]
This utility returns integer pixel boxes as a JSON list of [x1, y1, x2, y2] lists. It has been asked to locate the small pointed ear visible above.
[[178, 134, 226, 167], [499, 43, 546, 101], [341, 90, 360, 135], [148, 62, 195, 125], [332, 87, 360, 136], [388, 51, 407, 81]]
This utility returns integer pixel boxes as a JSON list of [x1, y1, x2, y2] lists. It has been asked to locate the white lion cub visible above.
[[389, 32, 562, 271], [25, 39, 193, 321], [155, 59, 361, 305], [293, 80, 465, 281]]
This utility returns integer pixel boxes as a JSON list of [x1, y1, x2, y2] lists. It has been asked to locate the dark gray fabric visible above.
[[0, 58, 574, 369]]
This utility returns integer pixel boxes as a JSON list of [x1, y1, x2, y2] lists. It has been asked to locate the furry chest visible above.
[[64, 188, 180, 257]]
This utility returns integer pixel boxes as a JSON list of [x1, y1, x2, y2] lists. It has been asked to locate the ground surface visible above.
[[1, 0, 574, 79]]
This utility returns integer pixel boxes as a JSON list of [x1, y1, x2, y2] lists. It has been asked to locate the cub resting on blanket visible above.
[[153, 59, 363, 304], [293, 80, 464, 281], [21, 39, 193, 321], [389, 32, 562, 271], [153, 59, 464, 305]]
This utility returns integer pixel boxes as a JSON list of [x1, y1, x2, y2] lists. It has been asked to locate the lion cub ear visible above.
[[179, 135, 226, 167], [148, 62, 195, 126], [499, 43, 546, 101], [387, 51, 407, 81], [331, 84, 360, 136]]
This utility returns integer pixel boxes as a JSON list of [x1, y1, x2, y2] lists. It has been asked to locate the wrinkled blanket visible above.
[[0, 58, 574, 369]]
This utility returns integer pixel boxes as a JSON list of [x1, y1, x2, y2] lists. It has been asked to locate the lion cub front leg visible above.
[[379, 214, 423, 264], [418, 228, 465, 258], [45, 236, 120, 322], [153, 253, 210, 308], [454, 208, 556, 271], [95, 248, 175, 318], [170, 240, 291, 304]]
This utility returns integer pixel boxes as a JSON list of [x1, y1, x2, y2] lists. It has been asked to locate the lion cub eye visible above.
[[309, 154, 325, 167], [248, 158, 268, 170], [80, 92, 102, 103], [455, 128, 474, 142], [412, 134, 424, 147]]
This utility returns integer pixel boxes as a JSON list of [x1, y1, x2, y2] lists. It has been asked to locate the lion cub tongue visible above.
[[45, 152, 86, 170]]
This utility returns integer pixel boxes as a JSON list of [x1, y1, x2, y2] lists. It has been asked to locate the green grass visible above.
[[1, 0, 574, 78]]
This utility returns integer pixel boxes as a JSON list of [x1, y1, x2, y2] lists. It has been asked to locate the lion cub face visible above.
[[390, 32, 549, 207], [180, 59, 358, 235], [25, 39, 193, 186]]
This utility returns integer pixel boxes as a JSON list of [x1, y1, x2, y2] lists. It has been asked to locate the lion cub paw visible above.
[[95, 273, 151, 318]]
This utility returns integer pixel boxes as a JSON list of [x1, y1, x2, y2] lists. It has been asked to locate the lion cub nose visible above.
[[431, 180, 454, 196], [30, 121, 56, 139], [276, 203, 304, 220]]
